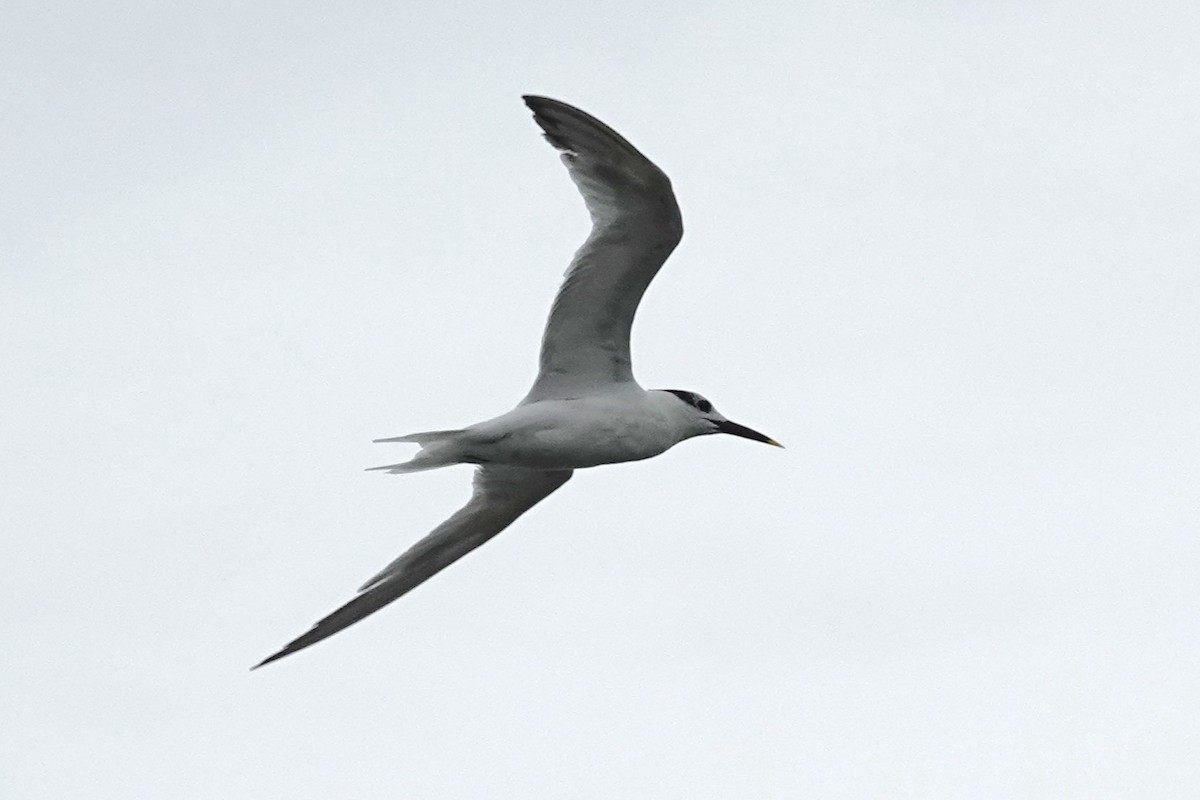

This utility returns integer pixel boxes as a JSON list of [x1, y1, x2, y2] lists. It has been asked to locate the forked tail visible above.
[[367, 429, 468, 474], [372, 429, 464, 445]]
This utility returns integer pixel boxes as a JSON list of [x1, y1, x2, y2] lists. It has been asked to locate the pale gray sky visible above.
[[3, 1, 1198, 797]]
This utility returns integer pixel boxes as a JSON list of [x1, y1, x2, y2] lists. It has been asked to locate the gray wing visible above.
[[253, 466, 572, 668], [522, 96, 684, 402]]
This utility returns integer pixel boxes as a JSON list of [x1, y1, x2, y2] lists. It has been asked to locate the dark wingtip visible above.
[[250, 648, 290, 671], [522, 95, 574, 152], [251, 637, 314, 670]]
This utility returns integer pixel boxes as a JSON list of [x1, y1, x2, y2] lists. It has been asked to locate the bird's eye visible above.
[[695, 398, 712, 413]]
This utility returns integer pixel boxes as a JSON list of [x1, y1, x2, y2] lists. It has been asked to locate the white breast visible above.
[[463, 393, 683, 470]]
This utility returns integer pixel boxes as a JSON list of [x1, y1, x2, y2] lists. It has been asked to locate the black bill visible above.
[[715, 419, 783, 447]]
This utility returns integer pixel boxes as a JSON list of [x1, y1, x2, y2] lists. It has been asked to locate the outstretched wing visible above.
[[522, 96, 684, 402], [253, 466, 572, 668]]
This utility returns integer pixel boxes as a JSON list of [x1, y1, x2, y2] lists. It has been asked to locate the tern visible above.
[[254, 96, 780, 669]]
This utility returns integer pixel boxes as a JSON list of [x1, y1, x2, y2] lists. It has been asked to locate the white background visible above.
[[4, 2, 1198, 797]]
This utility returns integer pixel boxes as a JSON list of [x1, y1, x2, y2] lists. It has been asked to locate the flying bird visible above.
[[254, 96, 780, 668]]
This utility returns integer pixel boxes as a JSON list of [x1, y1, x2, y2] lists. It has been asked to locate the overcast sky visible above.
[[3, 1, 1198, 797]]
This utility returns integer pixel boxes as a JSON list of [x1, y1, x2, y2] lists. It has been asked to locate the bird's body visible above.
[[372, 388, 694, 473], [255, 96, 780, 669]]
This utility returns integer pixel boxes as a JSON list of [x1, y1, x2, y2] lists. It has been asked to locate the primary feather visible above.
[[521, 96, 683, 401]]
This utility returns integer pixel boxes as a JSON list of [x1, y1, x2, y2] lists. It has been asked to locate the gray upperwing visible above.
[[253, 466, 573, 668], [521, 96, 684, 402]]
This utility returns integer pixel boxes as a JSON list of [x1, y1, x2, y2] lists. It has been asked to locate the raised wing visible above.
[[253, 466, 572, 668], [522, 96, 684, 401]]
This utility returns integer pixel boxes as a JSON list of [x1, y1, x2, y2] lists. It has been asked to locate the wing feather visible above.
[[253, 466, 572, 668], [521, 96, 683, 401]]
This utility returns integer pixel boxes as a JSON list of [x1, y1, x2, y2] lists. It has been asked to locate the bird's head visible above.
[[655, 389, 783, 447]]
